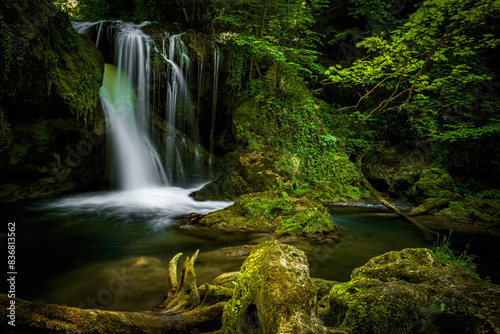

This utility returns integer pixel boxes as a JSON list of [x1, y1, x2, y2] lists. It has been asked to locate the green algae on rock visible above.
[[198, 191, 339, 238], [220, 240, 328, 334], [320, 248, 500, 334]]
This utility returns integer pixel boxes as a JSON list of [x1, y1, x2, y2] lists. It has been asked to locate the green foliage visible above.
[[232, 67, 365, 201], [215, 0, 327, 88], [325, 0, 500, 189], [329, 0, 404, 45], [432, 232, 479, 279]]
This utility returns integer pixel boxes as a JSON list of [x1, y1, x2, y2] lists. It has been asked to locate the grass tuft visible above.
[[431, 231, 480, 280]]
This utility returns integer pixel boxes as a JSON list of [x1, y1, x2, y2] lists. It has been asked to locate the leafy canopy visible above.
[[213, 0, 328, 91], [326, 0, 500, 144]]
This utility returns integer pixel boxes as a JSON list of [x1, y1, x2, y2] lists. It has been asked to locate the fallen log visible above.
[[356, 155, 434, 241], [1, 251, 235, 333], [0, 294, 225, 334]]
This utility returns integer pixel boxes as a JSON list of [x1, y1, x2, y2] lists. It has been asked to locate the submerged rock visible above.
[[320, 248, 500, 333], [220, 240, 328, 334], [193, 191, 339, 239]]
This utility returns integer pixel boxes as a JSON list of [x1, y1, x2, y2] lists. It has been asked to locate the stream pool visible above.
[[2, 187, 499, 312]]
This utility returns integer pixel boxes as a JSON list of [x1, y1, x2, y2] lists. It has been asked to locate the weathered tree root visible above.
[[0, 294, 225, 334], [154, 250, 201, 314], [0, 250, 237, 333]]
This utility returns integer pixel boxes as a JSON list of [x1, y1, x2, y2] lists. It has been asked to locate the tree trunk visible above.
[[356, 155, 434, 241]]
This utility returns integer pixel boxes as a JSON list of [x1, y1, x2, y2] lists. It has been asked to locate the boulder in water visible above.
[[320, 248, 500, 333], [220, 240, 329, 334]]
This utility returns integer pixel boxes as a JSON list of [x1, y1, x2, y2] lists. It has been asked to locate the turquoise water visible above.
[[2, 191, 498, 312]]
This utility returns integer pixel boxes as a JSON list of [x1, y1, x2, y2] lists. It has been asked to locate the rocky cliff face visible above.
[[0, 0, 106, 200]]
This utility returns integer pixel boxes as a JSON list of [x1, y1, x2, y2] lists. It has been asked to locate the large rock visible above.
[[0, 0, 106, 200], [436, 198, 500, 232], [192, 191, 339, 239], [220, 240, 328, 334], [407, 168, 455, 203], [320, 248, 500, 333], [191, 149, 292, 201]]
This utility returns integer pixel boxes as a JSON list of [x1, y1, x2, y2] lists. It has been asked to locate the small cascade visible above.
[[209, 46, 220, 172], [159, 34, 193, 183]]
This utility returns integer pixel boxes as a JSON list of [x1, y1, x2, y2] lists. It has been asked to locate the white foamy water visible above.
[[44, 185, 231, 227]]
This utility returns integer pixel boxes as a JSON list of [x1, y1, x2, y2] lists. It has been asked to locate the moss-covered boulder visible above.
[[191, 149, 292, 200], [408, 192, 463, 216], [196, 191, 339, 238], [0, 0, 106, 200], [220, 240, 328, 334], [436, 198, 500, 231], [406, 168, 455, 203], [320, 248, 500, 333]]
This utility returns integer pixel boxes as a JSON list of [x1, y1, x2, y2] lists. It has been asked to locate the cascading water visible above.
[[74, 21, 167, 190], [59, 21, 230, 216], [158, 33, 195, 183], [209, 46, 220, 172], [100, 63, 165, 190], [73, 21, 213, 187]]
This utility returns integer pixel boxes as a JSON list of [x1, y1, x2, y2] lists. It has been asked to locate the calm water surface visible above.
[[2, 189, 498, 312]]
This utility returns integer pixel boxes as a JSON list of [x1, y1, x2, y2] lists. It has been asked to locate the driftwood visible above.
[[0, 294, 225, 334], [154, 250, 201, 314], [356, 155, 434, 241], [1, 251, 235, 333]]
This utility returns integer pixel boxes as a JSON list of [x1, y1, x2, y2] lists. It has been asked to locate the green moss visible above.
[[436, 198, 500, 228], [220, 240, 327, 333], [210, 66, 367, 203], [326, 278, 421, 333], [201, 191, 338, 237], [9, 143, 28, 166], [274, 206, 336, 236], [0, 1, 103, 126], [321, 247, 500, 333], [407, 168, 455, 202]]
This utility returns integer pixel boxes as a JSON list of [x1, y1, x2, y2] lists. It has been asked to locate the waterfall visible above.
[[100, 63, 165, 190], [209, 46, 220, 172], [73, 21, 167, 190], [72, 21, 210, 187], [159, 34, 193, 183]]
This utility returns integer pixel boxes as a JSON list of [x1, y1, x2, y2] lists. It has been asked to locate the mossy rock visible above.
[[220, 240, 328, 334], [407, 168, 455, 203], [408, 192, 463, 216], [191, 150, 293, 201], [191, 149, 367, 203], [320, 248, 500, 333], [199, 191, 339, 238], [0, 0, 106, 200], [436, 198, 500, 230]]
